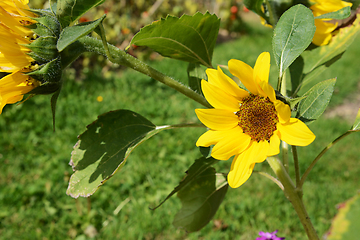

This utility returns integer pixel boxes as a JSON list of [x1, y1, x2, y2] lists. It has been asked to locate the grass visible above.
[[1, 24, 360, 240]]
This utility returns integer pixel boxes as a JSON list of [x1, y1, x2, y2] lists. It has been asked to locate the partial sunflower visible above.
[[310, 0, 352, 46], [195, 52, 315, 188], [0, 0, 40, 114]]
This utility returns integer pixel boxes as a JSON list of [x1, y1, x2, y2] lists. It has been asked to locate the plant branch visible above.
[[299, 130, 356, 188]]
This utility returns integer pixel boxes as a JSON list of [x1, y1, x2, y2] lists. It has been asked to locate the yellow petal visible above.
[[228, 154, 255, 188], [201, 80, 240, 112], [196, 129, 226, 148], [258, 81, 276, 102], [277, 118, 316, 146], [274, 100, 291, 123], [254, 52, 270, 83], [211, 127, 251, 160], [206, 67, 249, 99], [228, 59, 259, 95], [268, 130, 280, 156], [195, 108, 239, 130]]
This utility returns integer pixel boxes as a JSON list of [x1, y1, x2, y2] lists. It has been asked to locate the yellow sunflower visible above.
[[310, 0, 352, 46], [0, 0, 40, 114], [195, 52, 315, 188]]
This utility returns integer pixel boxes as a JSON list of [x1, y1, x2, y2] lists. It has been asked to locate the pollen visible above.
[[236, 94, 278, 142]]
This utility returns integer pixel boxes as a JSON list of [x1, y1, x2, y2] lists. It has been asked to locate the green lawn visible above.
[[1, 25, 360, 240]]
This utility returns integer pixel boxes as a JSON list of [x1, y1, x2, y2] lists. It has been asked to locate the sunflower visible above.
[[0, 0, 40, 114], [310, 0, 353, 46], [195, 52, 315, 188]]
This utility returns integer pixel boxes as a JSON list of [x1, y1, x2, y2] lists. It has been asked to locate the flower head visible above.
[[195, 52, 315, 188], [0, 0, 40, 113], [256, 230, 285, 240], [310, 0, 352, 46]]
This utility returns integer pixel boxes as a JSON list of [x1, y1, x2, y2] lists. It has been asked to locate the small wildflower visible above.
[[256, 230, 285, 240], [97, 96, 103, 102]]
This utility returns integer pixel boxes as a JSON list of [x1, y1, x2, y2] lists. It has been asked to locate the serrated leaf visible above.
[[57, 15, 106, 52], [130, 12, 220, 68], [297, 78, 336, 124], [187, 63, 206, 95], [151, 157, 217, 210], [273, 4, 315, 77], [315, 6, 351, 20], [351, 108, 360, 130], [326, 193, 360, 240], [173, 164, 228, 232], [66, 110, 158, 198], [302, 15, 360, 75], [56, 0, 105, 28]]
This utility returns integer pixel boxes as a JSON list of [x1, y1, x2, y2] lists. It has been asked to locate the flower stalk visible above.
[[267, 157, 319, 240]]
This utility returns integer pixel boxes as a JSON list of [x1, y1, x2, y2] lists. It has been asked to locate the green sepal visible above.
[[28, 9, 61, 37], [57, 15, 106, 52], [25, 36, 59, 63], [27, 57, 62, 94], [50, 86, 62, 131]]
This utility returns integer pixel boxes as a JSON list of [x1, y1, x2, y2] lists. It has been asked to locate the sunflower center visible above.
[[236, 94, 278, 142]]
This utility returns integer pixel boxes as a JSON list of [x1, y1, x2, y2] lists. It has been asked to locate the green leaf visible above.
[[296, 78, 336, 124], [173, 164, 228, 232], [130, 12, 220, 68], [351, 108, 360, 131], [66, 110, 157, 198], [56, 0, 105, 28], [289, 56, 304, 95], [315, 6, 351, 20], [326, 193, 360, 240], [57, 15, 106, 52], [187, 63, 206, 95], [151, 157, 217, 210], [273, 4, 315, 77]]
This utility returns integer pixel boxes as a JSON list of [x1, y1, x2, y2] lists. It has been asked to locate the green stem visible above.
[[299, 130, 356, 188], [292, 145, 301, 189], [267, 157, 319, 240], [78, 36, 211, 108]]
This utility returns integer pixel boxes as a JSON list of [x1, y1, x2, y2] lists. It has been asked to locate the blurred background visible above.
[[1, 0, 360, 239]]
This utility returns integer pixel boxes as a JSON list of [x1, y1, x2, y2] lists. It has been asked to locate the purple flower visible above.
[[256, 230, 285, 240]]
